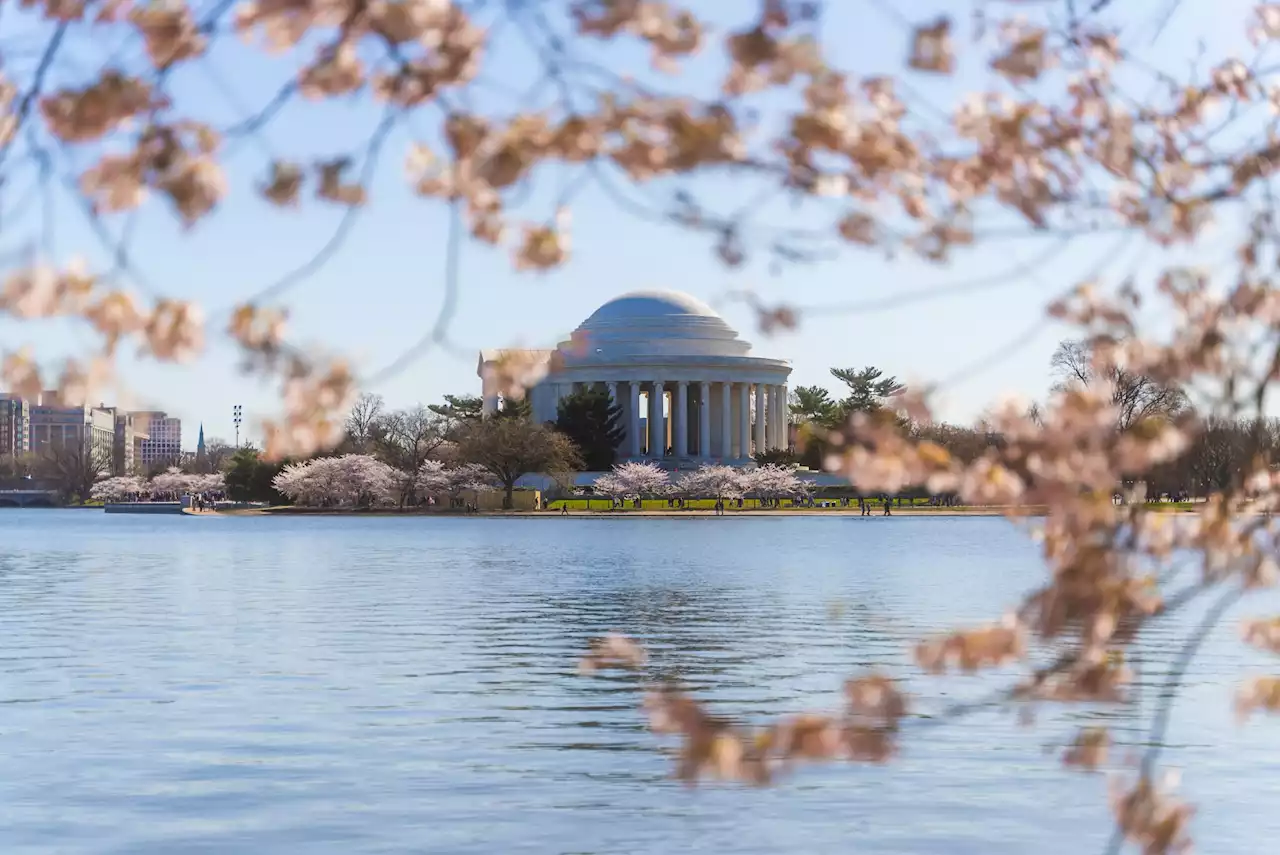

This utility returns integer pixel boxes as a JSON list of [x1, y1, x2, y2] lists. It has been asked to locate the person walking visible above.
[[883, 494, 892, 516]]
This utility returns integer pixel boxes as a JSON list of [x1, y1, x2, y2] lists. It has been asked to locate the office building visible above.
[[132, 411, 182, 468], [0, 394, 31, 456], [29, 392, 116, 467], [95, 407, 148, 475]]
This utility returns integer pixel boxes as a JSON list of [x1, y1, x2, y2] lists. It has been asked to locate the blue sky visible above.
[[0, 0, 1261, 448]]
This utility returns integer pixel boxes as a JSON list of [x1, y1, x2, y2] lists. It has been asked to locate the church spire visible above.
[[197, 422, 206, 455]]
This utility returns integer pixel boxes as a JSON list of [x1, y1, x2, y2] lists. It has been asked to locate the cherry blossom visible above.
[[739, 464, 810, 500], [593, 461, 670, 499], [272, 454, 399, 507], [674, 464, 745, 500], [415, 460, 496, 499], [90, 476, 146, 501]]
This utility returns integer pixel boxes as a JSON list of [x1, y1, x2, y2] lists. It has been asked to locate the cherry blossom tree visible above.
[[447, 463, 498, 495], [272, 455, 399, 507], [414, 460, 451, 497], [149, 467, 190, 497], [192, 473, 225, 494], [675, 465, 746, 503], [415, 460, 496, 506], [272, 461, 319, 506], [141, 469, 225, 497], [90, 475, 145, 502], [593, 462, 670, 503], [741, 464, 810, 503]]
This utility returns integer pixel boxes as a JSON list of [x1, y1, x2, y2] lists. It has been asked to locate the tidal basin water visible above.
[[2, 511, 1279, 854]]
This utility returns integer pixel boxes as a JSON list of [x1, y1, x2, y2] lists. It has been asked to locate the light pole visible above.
[[233, 405, 243, 448]]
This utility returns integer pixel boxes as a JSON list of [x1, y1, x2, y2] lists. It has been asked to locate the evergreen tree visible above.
[[494, 396, 532, 421], [428, 394, 483, 422], [753, 447, 799, 467], [224, 447, 289, 503], [553, 387, 626, 470], [789, 385, 841, 429], [829, 366, 906, 415]]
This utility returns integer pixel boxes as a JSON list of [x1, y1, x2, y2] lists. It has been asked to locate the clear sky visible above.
[[0, 0, 1260, 448]]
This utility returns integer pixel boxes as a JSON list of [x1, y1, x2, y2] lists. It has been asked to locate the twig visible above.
[[229, 107, 399, 308], [794, 236, 1078, 317], [0, 24, 68, 173], [224, 80, 298, 139], [1099, 583, 1244, 855], [60, 173, 161, 297], [363, 201, 464, 386]]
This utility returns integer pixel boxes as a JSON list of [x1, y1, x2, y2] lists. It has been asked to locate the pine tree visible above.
[[553, 387, 626, 471]]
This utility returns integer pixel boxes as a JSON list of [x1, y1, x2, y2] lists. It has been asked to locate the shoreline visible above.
[[210, 505, 1086, 519]]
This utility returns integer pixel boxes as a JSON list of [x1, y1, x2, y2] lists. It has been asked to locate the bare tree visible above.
[[203, 439, 235, 473], [41, 441, 111, 504], [1050, 340, 1185, 432], [374, 405, 449, 506], [190, 438, 235, 474], [0, 452, 41, 480], [344, 393, 385, 454]]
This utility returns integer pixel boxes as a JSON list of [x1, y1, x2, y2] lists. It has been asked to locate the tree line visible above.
[[5, 341, 1269, 506], [223, 390, 588, 509], [179, 339, 1266, 510], [780, 345, 1276, 501]]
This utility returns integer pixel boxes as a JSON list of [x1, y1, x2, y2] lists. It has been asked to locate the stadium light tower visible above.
[[233, 405, 243, 447]]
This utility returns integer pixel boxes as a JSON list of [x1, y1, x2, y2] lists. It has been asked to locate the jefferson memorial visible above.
[[478, 290, 792, 465]]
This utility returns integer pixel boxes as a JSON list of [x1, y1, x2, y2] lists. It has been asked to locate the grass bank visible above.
[[208, 500, 1211, 518], [215, 503, 1048, 518]]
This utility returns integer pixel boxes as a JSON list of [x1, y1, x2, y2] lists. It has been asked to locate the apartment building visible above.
[[0, 394, 31, 456], [131, 411, 182, 469]]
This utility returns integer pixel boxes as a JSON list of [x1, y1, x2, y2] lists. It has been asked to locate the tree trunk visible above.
[[503, 482, 514, 510]]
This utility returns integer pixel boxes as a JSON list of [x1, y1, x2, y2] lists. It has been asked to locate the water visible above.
[[1, 511, 1278, 854]]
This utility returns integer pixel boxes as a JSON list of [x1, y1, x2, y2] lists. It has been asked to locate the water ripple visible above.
[[0, 512, 1276, 854]]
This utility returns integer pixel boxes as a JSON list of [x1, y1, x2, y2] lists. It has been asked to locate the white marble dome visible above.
[[584, 290, 719, 322], [566, 289, 750, 359]]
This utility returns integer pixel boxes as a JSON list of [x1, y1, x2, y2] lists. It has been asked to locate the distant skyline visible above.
[[0, 1, 1258, 449]]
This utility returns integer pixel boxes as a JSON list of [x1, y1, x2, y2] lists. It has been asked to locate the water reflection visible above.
[[0, 512, 1276, 854]]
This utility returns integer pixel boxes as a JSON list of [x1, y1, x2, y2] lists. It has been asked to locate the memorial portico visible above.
[[479, 291, 792, 466]]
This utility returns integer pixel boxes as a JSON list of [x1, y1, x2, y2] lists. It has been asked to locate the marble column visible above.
[[738, 383, 751, 460], [780, 384, 789, 448], [674, 381, 688, 458], [699, 381, 712, 460], [649, 381, 665, 458], [754, 384, 766, 455], [720, 382, 733, 461], [628, 382, 641, 458], [768, 385, 780, 449], [762, 386, 772, 450], [481, 386, 498, 417], [777, 386, 786, 444], [607, 382, 621, 455]]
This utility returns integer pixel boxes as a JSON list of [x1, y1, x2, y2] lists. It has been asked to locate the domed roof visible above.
[[564, 289, 751, 361], [584, 291, 721, 325]]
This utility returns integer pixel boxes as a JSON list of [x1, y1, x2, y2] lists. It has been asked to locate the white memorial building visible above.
[[478, 290, 792, 465]]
